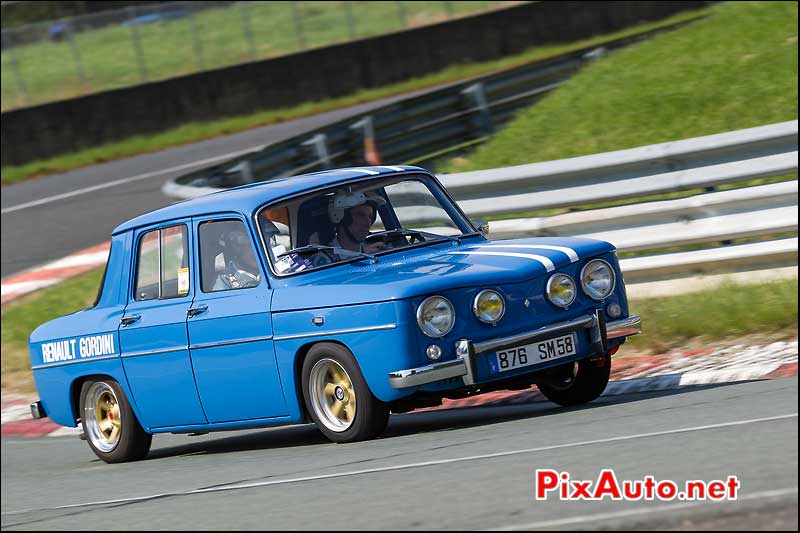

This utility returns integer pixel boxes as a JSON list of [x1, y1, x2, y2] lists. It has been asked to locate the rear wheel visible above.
[[80, 379, 151, 463], [536, 353, 611, 406], [302, 343, 389, 443]]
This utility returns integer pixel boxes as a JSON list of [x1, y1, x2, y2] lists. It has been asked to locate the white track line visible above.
[[491, 487, 799, 531], [2, 413, 795, 516], [2, 146, 262, 215]]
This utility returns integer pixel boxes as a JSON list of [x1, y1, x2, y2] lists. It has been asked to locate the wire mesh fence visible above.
[[1, 1, 518, 111]]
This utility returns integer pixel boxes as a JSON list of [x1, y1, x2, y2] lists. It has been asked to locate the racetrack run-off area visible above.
[[0, 243, 109, 304], [3, 340, 796, 438]]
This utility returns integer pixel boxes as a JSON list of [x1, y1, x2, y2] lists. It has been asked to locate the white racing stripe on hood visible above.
[[481, 244, 579, 262], [447, 251, 555, 272], [350, 168, 380, 175]]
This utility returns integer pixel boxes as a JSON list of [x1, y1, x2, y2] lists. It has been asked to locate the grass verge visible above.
[[2, 269, 796, 395], [0, 7, 711, 185], [1, 1, 508, 111], [625, 278, 798, 355], [1, 267, 104, 394], [442, 1, 798, 173]]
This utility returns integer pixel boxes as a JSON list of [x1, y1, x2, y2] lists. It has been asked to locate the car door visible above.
[[119, 222, 208, 429], [186, 215, 287, 423]]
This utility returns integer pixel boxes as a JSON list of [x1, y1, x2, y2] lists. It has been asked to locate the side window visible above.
[[199, 220, 261, 293], [134, 230, 160, 301], [134, 225, 190, 301]]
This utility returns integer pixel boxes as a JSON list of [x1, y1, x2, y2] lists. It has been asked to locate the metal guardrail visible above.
[[486, 181, 798, 248], [446, 120, 798, 282], [165, 120, 799, 286], [166, 18, 702, 194], [170, 58, 577, 191]]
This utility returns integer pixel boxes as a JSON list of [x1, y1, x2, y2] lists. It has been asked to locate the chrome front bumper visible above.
[[388, 313, 641, 389], [30, 400, 46, 419]]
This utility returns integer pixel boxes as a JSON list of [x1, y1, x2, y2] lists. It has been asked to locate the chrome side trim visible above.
[[274, 324, 397, 342], [473, 314, 597, 354], [31, 354, 119, 370], [607, 315, 642, 339], [121, 346, 188, 359], [190, 335, 273, 350], [389, 359, 467, 389]]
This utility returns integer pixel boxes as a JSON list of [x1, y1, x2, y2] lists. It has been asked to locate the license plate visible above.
[[491, 332, 578, 373]]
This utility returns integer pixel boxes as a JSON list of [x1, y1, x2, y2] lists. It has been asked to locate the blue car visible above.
[[29, 166, 640, 463]]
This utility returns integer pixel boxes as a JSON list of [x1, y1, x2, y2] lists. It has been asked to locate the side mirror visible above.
[[472, 219, 489, 238]]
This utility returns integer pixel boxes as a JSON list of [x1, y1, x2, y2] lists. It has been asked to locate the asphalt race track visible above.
[[2, 378, 797, 530], [0, 86, 450, 278]]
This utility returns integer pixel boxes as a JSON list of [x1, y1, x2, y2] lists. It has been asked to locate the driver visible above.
[[214, 229, 261, 290], [327, 190, 388, 254]]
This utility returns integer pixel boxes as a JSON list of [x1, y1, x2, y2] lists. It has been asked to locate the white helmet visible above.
[[328, 189, 385, 224]]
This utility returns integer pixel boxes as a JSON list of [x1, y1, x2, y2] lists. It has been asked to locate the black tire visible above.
[[79, 379, 152, 463], [536, 353, 611, 407], [301, 343, 389, 443]]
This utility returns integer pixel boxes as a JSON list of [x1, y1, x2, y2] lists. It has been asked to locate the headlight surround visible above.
[[416, 296, 455, 338], [546, 273, 576, 308], [580, 259, 616, 300], [473, 289, 506, 324]]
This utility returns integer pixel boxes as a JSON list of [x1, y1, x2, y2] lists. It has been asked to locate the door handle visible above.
[[120, 315, 141, 327], [187, 305, 208, 318]]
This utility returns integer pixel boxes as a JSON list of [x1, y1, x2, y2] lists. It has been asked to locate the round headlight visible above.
[[416, 296, 455, 337], [473, 289, 506, 324], [581, 259, 615, 300], [546, 274, 576, 308]]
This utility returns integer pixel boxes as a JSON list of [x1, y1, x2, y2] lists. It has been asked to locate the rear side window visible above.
[[199, 219, 261, 293], [134, 225, 190, 301]]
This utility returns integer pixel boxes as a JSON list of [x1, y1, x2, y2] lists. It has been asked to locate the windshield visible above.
[[256, 175, 475, 276]]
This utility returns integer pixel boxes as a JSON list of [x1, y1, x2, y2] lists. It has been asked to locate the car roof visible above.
[[112, 165, 428, 235]]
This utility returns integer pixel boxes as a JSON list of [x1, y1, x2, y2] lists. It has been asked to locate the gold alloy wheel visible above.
[[84, 382, 122, 453], [309, 358, 357, 432]]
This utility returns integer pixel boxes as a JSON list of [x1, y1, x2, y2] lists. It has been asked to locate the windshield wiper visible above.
[[279, 244, 378, 265], [367, 229, 482, 248], [417, 230, 482, 245], [455, 231, 482, 243], [365, 229, 425, 242], [277, 244, 335, 258], [340, 248, 378, 264]]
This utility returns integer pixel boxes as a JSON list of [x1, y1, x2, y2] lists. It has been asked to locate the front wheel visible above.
[[536, 352, 611, 406], [80, 379, 152, 463], [302, 343, 389, 443]]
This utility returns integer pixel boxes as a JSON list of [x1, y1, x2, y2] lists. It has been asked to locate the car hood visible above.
[[271, 237, 615, 312]]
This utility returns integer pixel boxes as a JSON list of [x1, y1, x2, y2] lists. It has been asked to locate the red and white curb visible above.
[[421, 340, 798, 410], [1, 242, 110, 304], [2, 341, 796, 438]]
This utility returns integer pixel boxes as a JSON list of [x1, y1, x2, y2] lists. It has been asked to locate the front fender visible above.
[[272, 300, 419, 405]]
